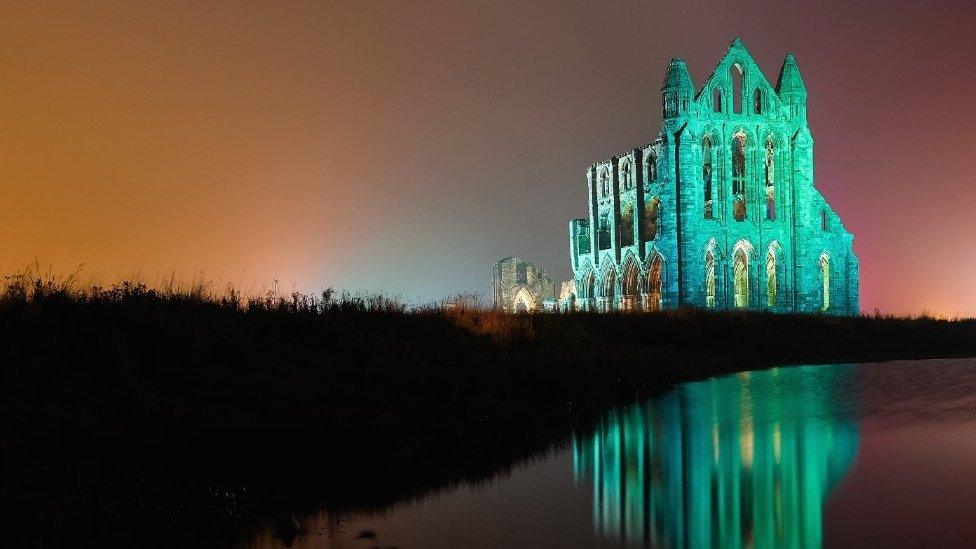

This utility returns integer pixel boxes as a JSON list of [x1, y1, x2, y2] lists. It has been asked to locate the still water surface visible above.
[[246, 358, 976, 548]]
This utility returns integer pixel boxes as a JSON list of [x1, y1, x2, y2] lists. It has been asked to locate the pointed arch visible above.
[[619, 157, 635, 191], [598, 264, 618, 312], [765, 138, 776, 221], [730, 63, 744, 114], [645, 151, 657, 182], [643, 196, 661, 239], [704, 239, 719, 308], [645, 252, 664, 312], [620, 256, 641, 312], [820, 252, 831, 312], [619, 202, 635, 247], [578, 265, 596, 311], [712, 88, 722, 113], [597, 210, 611, 250], [513, 287, 534, 313], [753, 88, 762, 114], [702, 135, 714, 219], [731, 132, 747, 221], [765, 242, 780, 308], [732, 239, 755, 309]]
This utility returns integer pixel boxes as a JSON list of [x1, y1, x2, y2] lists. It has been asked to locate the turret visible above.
[[775, 53, 808, 123], [661, 58, 694, 121]]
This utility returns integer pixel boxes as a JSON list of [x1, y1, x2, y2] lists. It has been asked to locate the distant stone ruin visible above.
[[491, 257, 555, 312]]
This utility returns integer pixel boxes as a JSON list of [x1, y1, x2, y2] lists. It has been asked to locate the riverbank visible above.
[[2, 279, 975, 546]]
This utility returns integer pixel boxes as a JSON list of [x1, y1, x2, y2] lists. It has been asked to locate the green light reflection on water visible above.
[[573, 365, 860, 548]]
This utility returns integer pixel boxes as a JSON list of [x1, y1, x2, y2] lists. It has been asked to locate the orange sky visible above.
[[2, 2, 976, 314]]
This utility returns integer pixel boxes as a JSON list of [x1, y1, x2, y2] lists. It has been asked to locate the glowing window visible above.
[[820, 254, 830, 312], [619, 202, 634, 247], [734, 247, 749, 308], [732, 133, 747, 221], [766, 247, 777, 307], [702, 137, 713, 219], [647, 254, 663, 312], [765, 139, 776, 221], [705, 247, 716, 308], [730, 64, 743, 114], [643, 197, 661, 239]]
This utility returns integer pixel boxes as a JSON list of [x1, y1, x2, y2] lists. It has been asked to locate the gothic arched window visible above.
[[619, 202, 634, 247], [731, 133, 747, 221], [620, 160, 634, 191], [765, 139, 776, 221], [705, 248, 716, 308], [646, 152, 657, 182], [766, 245, 777, 307], [643, 197, 661, 239], [598, 211, 611, 250], [733, 246, 749, 308], [730, 64, 743, 114], [820, 253, 830, 312], [702, 136, 713, 219], [712, 88, 722, 113], [647, 253, 663, 312], [754, 88, 762, 114]]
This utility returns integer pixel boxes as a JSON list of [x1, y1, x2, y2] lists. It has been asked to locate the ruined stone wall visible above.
[[568, 39, 859, 315], [491, 257, 556, 312]]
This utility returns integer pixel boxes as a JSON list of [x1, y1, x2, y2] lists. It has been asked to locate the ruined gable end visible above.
[[567, 38, 859, 315]]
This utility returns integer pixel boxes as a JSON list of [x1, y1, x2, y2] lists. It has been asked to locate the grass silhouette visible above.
[[2, 268, 975, 546]]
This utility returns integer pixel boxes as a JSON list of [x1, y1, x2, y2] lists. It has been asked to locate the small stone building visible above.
[[492, 257, 556, 312], [567, 38, 859, 315]]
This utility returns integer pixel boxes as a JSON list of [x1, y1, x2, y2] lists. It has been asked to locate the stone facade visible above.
[[567, 38, 859, 315], [492, 257, 556, 312]]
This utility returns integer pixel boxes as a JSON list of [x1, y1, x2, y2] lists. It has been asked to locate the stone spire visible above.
[[661, 58, 694, 92], [661, 58, 694, 120], [776, 53, 808, 122], [775, 53, 807, 98]]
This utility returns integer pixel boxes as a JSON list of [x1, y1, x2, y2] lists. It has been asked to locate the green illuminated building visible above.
[[567, 38, 858, 314]]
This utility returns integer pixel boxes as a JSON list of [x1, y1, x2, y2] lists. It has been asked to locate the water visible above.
[[245, 358, 976, 548]]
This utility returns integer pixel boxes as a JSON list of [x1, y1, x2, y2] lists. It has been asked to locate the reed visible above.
[[1, 268, 975, 546]]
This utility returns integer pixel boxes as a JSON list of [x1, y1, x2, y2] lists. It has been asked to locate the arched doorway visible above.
[[645, 254, 663, 311], [621, 260, 640, 311], [512, 287, 533, 313], [578, 269, 596, 311], [600, 268, 617, 312]]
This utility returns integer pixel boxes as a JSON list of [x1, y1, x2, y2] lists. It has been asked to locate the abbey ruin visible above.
[[492, 257, 555, 312], [566, 39, 859, 315]]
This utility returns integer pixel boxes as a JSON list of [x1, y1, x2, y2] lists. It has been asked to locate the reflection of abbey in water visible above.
[[566, 39, 858, 314], [573, 366, 859, 548]]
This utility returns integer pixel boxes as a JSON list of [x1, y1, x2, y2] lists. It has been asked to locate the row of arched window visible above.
[[598, 197, 662, 250], [702, 133, 777, 222], [577, 252, 666, 312], [703, 243, 831, 311], [596, 153, 660, 197], [711, 64, 765, 115]]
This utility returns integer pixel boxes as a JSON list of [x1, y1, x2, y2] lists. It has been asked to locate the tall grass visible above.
[[2, 267, 976, 546]]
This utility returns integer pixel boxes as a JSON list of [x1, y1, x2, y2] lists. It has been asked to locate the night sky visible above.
[[2, 1, 975, 315]]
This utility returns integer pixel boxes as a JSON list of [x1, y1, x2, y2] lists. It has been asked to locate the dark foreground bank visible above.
[[2, 280, 975, 546]]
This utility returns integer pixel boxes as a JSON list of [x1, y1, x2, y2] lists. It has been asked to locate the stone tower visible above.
[[567, 38, 859, 314]]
